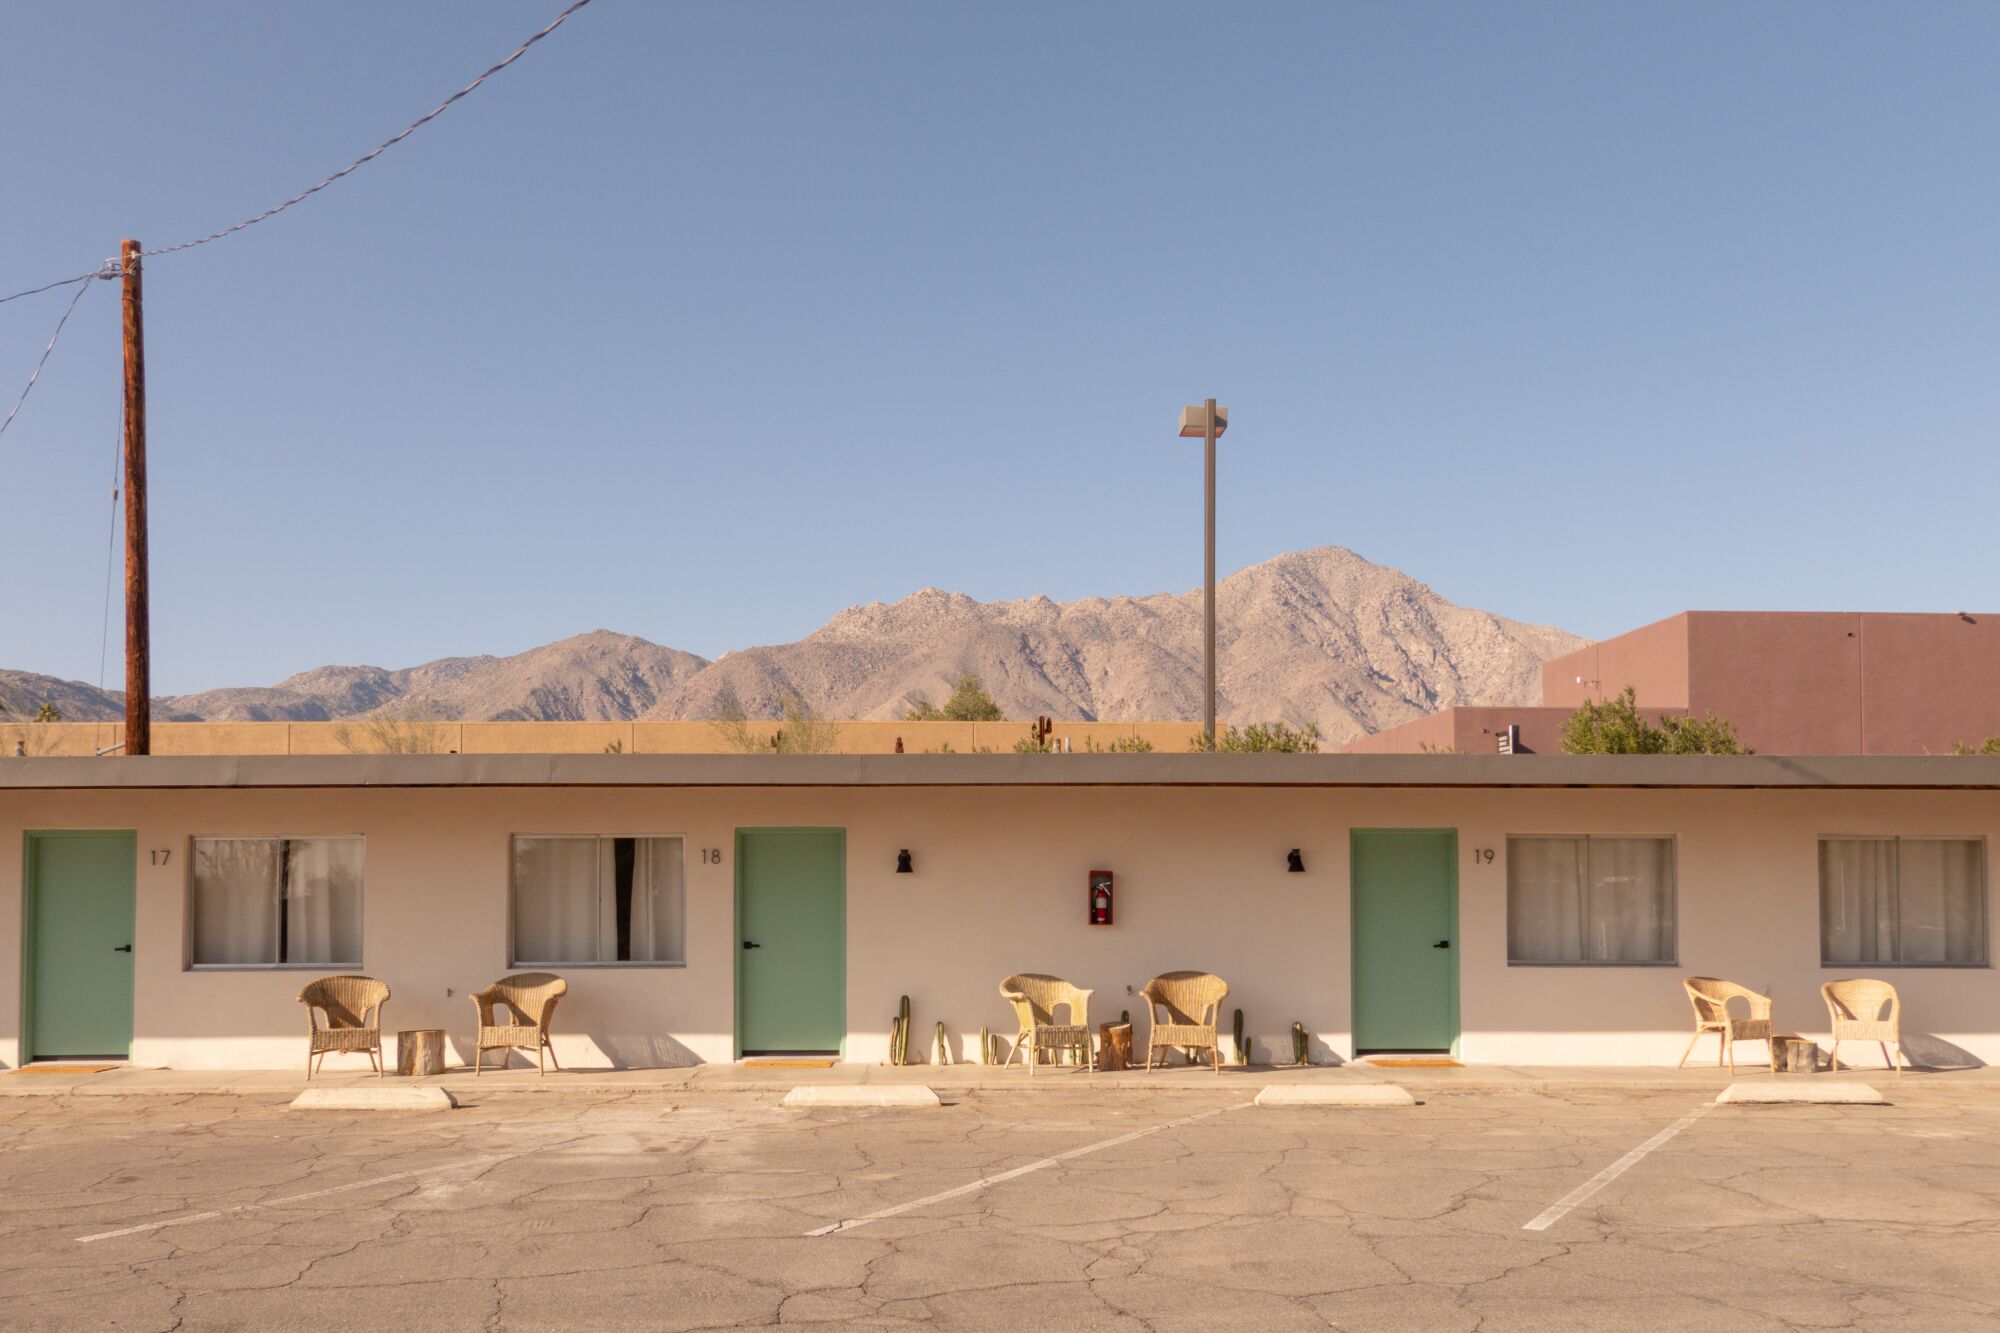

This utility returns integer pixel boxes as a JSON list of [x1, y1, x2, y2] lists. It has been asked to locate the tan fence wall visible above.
[[1, 719, 1208, 758]]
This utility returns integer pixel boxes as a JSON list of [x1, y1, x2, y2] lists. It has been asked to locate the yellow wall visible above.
[[2, 782, 1994, 1071], [1, 719, 1205, 757]]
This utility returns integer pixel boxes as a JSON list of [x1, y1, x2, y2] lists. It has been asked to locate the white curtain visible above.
[[623, 838, 685, 963], [1587, 838, 1674, 963], [282, 839, 362, 966], [192, 839, 279, 965], [512, 837, 599, 963], [1820, 839, 1900, 964], [1509, 836, 1674, 963], [1507, 838, 1587, 962], [1899, 840, 1985, 964]]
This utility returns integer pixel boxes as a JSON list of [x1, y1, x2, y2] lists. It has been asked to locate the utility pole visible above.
[[121, 239, 149, 757]]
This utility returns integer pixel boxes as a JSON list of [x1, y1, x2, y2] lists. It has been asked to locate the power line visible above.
[[2, 0, 594, 297], [0, 268, 114, 308], [0, 275, 97, 441], [149, 0, 595, 259], [99, 421, 123, 690]]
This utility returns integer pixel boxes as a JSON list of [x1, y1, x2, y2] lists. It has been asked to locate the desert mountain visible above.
[[2, 546, 1584, 744]]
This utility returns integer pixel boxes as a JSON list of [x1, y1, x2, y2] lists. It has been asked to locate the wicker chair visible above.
[[471, 972, 567, 1075], [1677, 977, 1775, 1074], [1140, 971, 1230, 1073], [999, 974, 1094, 1075], [1824, 978, 1906, 1075], [298, 975, 390, 1079]]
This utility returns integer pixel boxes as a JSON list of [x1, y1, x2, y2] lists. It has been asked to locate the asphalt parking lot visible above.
[[0, 1081, 1994, 1331]]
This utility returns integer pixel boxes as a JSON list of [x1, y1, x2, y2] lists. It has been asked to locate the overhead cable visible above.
[[0, 0, 594, 299], [143, 0, 596, 259], [0, 275, 96, 441]]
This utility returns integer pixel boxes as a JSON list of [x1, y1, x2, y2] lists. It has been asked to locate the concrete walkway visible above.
[[4, 1058, 1987, 1098]]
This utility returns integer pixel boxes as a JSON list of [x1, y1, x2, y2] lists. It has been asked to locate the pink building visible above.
[[1346, 611, 2000, 756]]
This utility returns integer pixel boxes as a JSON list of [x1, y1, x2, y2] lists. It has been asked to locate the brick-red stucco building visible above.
[[1344, 611, 2000, 756]]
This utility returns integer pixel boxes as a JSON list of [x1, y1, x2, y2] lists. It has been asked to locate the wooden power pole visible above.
[[121, 239, 149, 757]]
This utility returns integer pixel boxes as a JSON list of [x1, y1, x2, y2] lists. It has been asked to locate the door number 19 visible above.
[[1471, 847, 1495, 865]]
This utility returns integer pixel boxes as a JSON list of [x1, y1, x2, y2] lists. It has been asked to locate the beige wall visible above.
[[1, 784, 1994, 1070], [0, 720, 1205, 758]]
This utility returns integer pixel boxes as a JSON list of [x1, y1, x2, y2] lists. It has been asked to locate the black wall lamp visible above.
[[1286, 849, 1305, 873], [896, 849, 913, 874]]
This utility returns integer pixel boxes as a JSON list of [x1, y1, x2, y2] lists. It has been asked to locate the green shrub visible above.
[[1559, 687, 1749, 755], [1191, 721, 1321, 753]]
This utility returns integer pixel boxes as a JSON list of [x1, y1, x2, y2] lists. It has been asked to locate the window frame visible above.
[[1816, 834, 1990, 969], [183, 833, 367, 972], [1504, 832, 1680, 968], [507, 832, 689, 969]]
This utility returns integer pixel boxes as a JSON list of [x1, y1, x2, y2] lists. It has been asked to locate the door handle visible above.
[[1433, 940, 1451, 949], [113, 944, 133, 953], [742, 940, 761, 949]]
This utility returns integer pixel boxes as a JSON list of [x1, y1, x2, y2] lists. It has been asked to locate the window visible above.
[[190, 837, 363, 968], [1820, 838, 1987, 966], [1507, 836, 1676, 964], [511, 836, 685, 966]]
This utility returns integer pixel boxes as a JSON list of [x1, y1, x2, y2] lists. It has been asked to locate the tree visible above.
[[1191, 721, 1322, 753], [33, 702, 62, 723], [903, 673, 1004, 722], [1559, 687, 1749, 755], [1952, 737, 2000, 755]]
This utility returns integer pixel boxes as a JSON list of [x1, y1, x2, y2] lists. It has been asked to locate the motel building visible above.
[[2, 749, 1996, 1073]]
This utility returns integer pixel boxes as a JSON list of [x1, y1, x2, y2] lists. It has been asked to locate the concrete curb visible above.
[[1254, 1084, 1416, 1107], [782, 1085, 941, 1108], [289, 1086, 458, 1112], [1717, 1081, 1886, 1105]]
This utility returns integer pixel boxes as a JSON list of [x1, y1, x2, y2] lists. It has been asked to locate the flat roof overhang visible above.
[[3, 753, 2000, 792]]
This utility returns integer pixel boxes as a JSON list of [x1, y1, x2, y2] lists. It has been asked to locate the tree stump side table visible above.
[[1098, 1022, 1133, 1072], [396, 1028, 446, 1078], [1771, 1035, 1817, 1074]]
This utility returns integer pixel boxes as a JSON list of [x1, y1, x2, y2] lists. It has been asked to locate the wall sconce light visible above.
[[1286, 849, 1305, 873], [896, 849, 913, 874]]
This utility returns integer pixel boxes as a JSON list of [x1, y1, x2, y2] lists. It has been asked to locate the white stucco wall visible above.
[[0, 782, 1993, 1069]]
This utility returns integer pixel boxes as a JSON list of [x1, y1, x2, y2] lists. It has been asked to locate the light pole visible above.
[[1177, 398, 1228, 746]]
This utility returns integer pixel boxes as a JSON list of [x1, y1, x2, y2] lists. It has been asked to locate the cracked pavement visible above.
[[0, 1081, 1994, 1331]]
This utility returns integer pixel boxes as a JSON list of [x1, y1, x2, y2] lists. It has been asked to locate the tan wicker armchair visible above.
[[298, 975, 390, 1079], [1824, 978, 1905, 1075], [999, 974, 1094, 1075], [471, 972, 567, 1075], [1677, 977, 1775, 1074], [1140, 971, 1230, 1073]]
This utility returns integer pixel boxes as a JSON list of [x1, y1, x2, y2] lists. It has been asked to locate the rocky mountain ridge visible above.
[[2, 546, 1585, 744]]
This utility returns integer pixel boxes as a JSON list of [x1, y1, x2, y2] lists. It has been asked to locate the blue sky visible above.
[[4, 3, 1997, 694]]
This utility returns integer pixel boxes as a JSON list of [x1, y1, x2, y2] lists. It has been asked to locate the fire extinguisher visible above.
[[1089, 870, 1113, 925]]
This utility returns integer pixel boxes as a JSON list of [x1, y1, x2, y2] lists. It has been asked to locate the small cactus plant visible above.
[[1291, 1020, 1309, 1066], [978, 1025, 990, 1065], [933, 1020, 947, 1065], [889, 994, 911, 1065], [1120, 1009, 1130, 1026], [1233, 1008, 1248, 1066]]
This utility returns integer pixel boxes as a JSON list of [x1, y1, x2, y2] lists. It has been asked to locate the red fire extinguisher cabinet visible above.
[[1089, 870, 1114, 925]]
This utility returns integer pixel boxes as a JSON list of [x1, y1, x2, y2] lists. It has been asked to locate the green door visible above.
[[24, 831, 137, 1061], [1351, 829, 1457, 1054], [736, 828, 845, 1055]]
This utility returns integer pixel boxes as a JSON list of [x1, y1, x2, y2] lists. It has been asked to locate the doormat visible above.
[[741, 1058, 837, 1069], [1364, 1058, 1462, 1068], [10, 1064, 117, 1076]]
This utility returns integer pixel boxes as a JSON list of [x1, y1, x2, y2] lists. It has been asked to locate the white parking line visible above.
[[1523, 1102, 1714, 1232], [77, 1153, 521, 1244], [806, 1101, 1253, 1237]]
